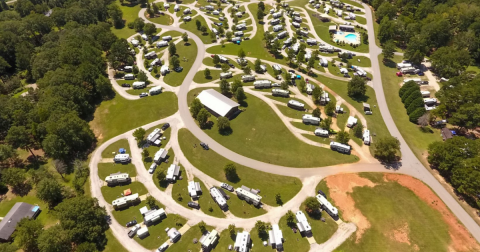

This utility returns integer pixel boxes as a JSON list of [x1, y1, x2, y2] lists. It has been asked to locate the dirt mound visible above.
[[385, 174, 480, 252], [389, 222, 411, 245], [325, 173, 376, 242]]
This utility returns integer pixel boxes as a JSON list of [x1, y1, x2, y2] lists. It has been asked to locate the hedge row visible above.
[[399, 81, 426, 123]]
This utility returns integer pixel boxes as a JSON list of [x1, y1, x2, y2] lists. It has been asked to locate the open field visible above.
[[224, 190, 267, 218], [212, 227, 243, 251], [325, 173, 480, 252], [98, 163, 137, 179], [153, 149, 175, 191], [133, 213, 186, 249], [180, 15, 213, 44], [193, 69, 222, 83], [101, 181, 148, 203], [171, 167, 191, 208], [195, 178, 227, 218], [164, 40, 198, 86], [146, 12, 174, 25], [333, 56, 371, 68], [111, 0, 152, 39], [379, 55, 442, 166], [102, 139, 130, 158], [356, 16, 367, 25], [178, 128, 302, 206], [89, 91, 178, 144]]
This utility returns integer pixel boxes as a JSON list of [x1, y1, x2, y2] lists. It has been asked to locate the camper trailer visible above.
[[241, 75, 256, 82], [124, 74, 135, 80], [299, 30, 309, 37], [272, 64, 282, 72], [234, 31, 244, 37], [212, 28, 218, 34], [220, 72, 232, 79], [162, 36, 172, 41], [396, 62, 412, 69], [401, 67, 416, 74], [403, 78, 422, 85], [272, 88, 289, 97], [307, 38, 317, 45], [292, 21, 301, 28], [316, 194, 339, 218], [150, 58, 161, 67], [149, 86, 162, 95], [363, 130, 370, 145], [161, 65, 170, 75], [231, 37, 242, 43], [156, 41, 168, 48], [288, 100, 305, 110], [302, 114, 321, 125], [145, 51, 157, 59], [270, 19, 280, 25], [315, 128, 329, 137], [277, 31, 287, 39], [253, 80, 271, 89], [330, 141, 351, 154], [132, 81, 146, 89], [273, 25, 283, 32], [114, 154, 131, 163], [319, 57, 328, 67], [105, 173, 130, 185], [420, 91, 430, 97], [346, 116, 358, 128], [293, 16, 302, 23]]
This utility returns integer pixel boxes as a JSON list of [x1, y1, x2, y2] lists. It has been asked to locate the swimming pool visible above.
[[345, 34, 358, 43]]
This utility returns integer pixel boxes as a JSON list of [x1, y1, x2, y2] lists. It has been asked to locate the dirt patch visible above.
[[325, 173, 376, 242], [388, 222, 411, 245], [385, 174, 480, 252]]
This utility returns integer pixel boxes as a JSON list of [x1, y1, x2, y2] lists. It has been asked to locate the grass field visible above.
[[111, 0, 152, 39], [98, 163, 137, 179], [333, 56, 371, 68], [160, 30, 183, 38], [180, 15, 213, 44], [178, 128, 302, 206], [302, 134, 332, 144], [193, 89, 358, 167], [265, 95, 313, 109], [212, 227, 243, 251], [134, 211, 186, 249], [101, 139, 130, 158], [171, 167, 191, 208], [89, 91, 178, 144], [163, 40, 198, 86], [146, 12, 174, 25], [276, 104, 306, 119], [333, 173, 456, 252], [336, 105, 351, 129], [193, 69, 223, 83], [291, 121, 317, 132], [0, 192, 55, 226], [278, 214, 311, 252], [169, 223, 214, 251], [195, 178, 226, 218], [225, 190, 267, 218], [356, 16, 367, 25], [153, 149, 175, 191], [379, 55, 442, 166], [103, 229, 128, 252], [101, 181, 148, 203]]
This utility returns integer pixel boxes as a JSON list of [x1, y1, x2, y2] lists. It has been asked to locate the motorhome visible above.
[[124, 74, 135, 80], [272, 12, 282, 18], [220, 72, 232, 79], [132, 81, 146, 89], [288, 100, 305, 110], [346, 116, 358, 128], [319, 57, 328, 67], [315, 128, 329, 137], [241, 75, 256, 82], [330, 141, 351, 154], [273, 25, 283, 32], [363, 130, 370, 145], [150, 58, 160, 66], [272, 88, 289, 97], [114, 154, 130, 163], [307, 38, 317, 45], [253, 80, 271, 89], [234, 31, 244, 37], [162, 36, 172, 41], [316, 194, 339, 218], [156, 41, 168, 47], [145, 51, 157, 59], [302, 114, 321, 125], [149, 86, 162, 95], [270, 18, 280, 25]]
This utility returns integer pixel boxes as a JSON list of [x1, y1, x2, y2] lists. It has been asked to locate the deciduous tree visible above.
[[14, 219, 43, 252], [190, 98, 203, 118], [347, 76, 366, 98], [373, 136, 400, 163], [196, 108, 210, 128], [37, 178, 63, 208]]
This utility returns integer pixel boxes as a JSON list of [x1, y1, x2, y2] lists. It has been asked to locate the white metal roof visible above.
[[316, 194, 338, 215], [196, 89, 239, 117], [200, 230, 218, 247], [236, 187, 262, 202], [268, 224, 283, 247], [234, 231, 250, 252], [210, 187, 227, 207]]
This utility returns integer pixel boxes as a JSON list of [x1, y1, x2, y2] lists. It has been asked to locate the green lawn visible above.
[[466, 65, 480, 74], [379, 55, 442, 166], [226, 190, 267, 218], [163, 40, 198, 86], [168, 224, 214, 251], [193, 69, 223, 83], [195, 178, 226, 218], [89, 91, 178, 144], [328, 64, 348, 78], [336, 105, 351, 129], [0, 193, 56, 226], [333, 56, 371, 67], [171, 167, 190, 208], [335, 173, 454, 252], [265, 95, 313, 109], [212, 227, 243, 251], [279, 214, 311, 252], [111, 0, 152, 39], [349, 125, 364, 146], [103, 229, 128, 252], [101, 139, 130, 158], [276, 104, 308, 119], [134, 213, 187, 249], [98, 163, 137, 180], [180, 15, 213, 44], [342, 0, 365, 8], [291, 121, 316, 132], [194, 90, 358, 167], [306, 9, 369, 53], [152, 149, 175, 191], [101, 181, 148, 203], [178, 128, 302, 206], [249, 227, 273, 252], [356, 16, 367, 25], [146, 12, 174, 25], [160, 30, 183, 38], [302, 133, 332, 144]]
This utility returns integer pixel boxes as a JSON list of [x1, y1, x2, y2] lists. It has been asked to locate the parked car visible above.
[[148, 67, 153, 72], [122, 83, 131, 87], [288, 69, 295, 73], [188, 201, 200, 209], [128, 224, 141, 238], [228, 62, 235, 68], [161, 123, 170, 130], [139, 93, 148, 98], [126, 220, 137, 227], [174, 66, 183, 72], [149, 163, 157, 174], [220, 183, 234, 192], [417, 71, 425, 76], [396, 72, 403, 77], [317, 190, 327, 198], [365, 111, 373, 115], [200, 142, 209, 150]]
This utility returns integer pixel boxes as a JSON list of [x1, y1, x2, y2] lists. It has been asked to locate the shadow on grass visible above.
[[383, 58, 396, 68], [419, 126, 434, 134], [219, 128, 233, 136]]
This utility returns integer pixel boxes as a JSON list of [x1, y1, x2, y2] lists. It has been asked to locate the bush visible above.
[[401, 85, 420, 103], [127, 22, 134, 29], [403, 91, 422, 109], [406, 97, 424, 115], [409, 107, 426, 123], [399, 81, 417, 97]]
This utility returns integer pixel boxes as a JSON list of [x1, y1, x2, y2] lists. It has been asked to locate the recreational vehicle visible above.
[[302, 114, 321, 125], [145, 51, 157, 59], [149, 86, 162, 95], [124, 74, 135, 80], [132, 81, 146, 89], [253, 80, 271, 89], [330, 141, 351, 154], [157, 41, 168, 47], [272, 88, 289, 97], [220, 72, 232, 79], [316, 194, 339, 218], [288, 100, 305, 110], [315, 128, 329, 137], [114, 154, 130, 163], [241, 75, 256, 82]]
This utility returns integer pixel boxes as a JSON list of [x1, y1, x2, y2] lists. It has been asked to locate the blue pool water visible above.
[[345, 34, 357, 43]]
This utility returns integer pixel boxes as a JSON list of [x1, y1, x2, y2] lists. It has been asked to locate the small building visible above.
[[137, 227, 149, 238], [124, 74, 135, 80], [346, 116, 358, 128], [273, 25, 283, 32], [363, 103, 371, 111], [295, 211, 312, 235], [339, 25, 355, 32], [157, 41, 169, 47], [277, 31, 287, 39], [220, 72, 232, 79], [132, 81, 146, 89], [210, 187, 227, 210], [200, 229, 219, 251], [145, 51, 157, 59], [316, 194, 338, 218], [253, 80, 271, 89], [183, 16, 192, 21], [242, 75, 256, 82], [269, 224, 284, 250], [112, 193, 140, 210], [166, 164, 181, 181], [0, 203, 40, 241], [154, 148, 168, 163], [188, 181, 202, 198], [105, 173, 130, 185], [319, 57, 328, 67], [330, 141, 351, 154], [114, 154, 130, 163], [161, 65, 170, 75], [144, 208, 166, 225], [167, 228, 181, 242], [149, 86, 162, 95], [234, 231, 251, 252], [235, 187, 262, 207], [270, 19, 280, 25], [441, 128, 453, 141], [315, 128, 329, 137], [302, 114, 321, 125], [196, 89, 240, 118], [272, 88, 289, 97], [288, 100, 305, 110], [363, 130, 370, 145]]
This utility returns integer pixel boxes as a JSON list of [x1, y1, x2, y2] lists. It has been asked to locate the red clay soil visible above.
[[325, 173, 376, 242], [385, 174, 480, 252]]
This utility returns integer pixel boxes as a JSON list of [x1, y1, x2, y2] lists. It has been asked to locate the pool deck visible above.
[[332, 31, 361, 45]]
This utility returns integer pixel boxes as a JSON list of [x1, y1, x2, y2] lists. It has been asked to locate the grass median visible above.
[[101, 139, 130, 158], [101, 181, 148, 203], [180, 15, 213, 44], [98, 163, 137, 179], [163, 39, 198, 86]]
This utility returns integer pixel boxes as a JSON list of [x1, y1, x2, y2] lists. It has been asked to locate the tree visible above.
[[196, 20, 201, 30], [275, 193, 283, 205], [226, 31, 232, 41], [198, 221, 207, 233], [336, 130, 350, 144], [376, 2, 396, 21], [307, 57, 315, 73], [54, 196, 108, 245], [430, 47, 471, 78], [196, 108, 210, 128], [353, 121, 363, 138], [257, 8, 265, 20], [0, 244, 17, 252], [38, 225, 71, 252], [448, 104, 480, 130], [200, 25, 207, 34], [383, 40, 395, 61], [204, 68, 211, 79], [168, 42, 177, 56], [133, 18, 145, 32], [221, 64, 230, 73], [224, 163, 238, 181], [254, 58, 262, 72], [305, 196, 320, 214], [286, 210, 295, 225], [235, 87, 246, 103], [152, 3, 159, 14], [137, 70, 148, 82], [156, 170, 166, 182], [378, 17, 395, 44], [217, 117, 231, 132], [409, 107, 426, 123], [228, 224, 236, 236], [210, 32, 216, 41], [348, 76, 366, 98], [108, 3, 124, 28], [37, 178, 63, 208], [281, 80, 289, 90], [142, 149, 149, 159], [312, 108, 321, 118], [170, 56, 180, 68], [213, 55, 221, 65], [53, 159, 66, 178], [258, 1, 265, 11], [243, 66, 252, 75], [373, 136, 400, 163], [143, 23, 157, 37], [6, 126, 36, 160], [238, 48, 246, 58], [231, 79, 242, 93], [14, 219, 43, 252], [190, 98, 203, 118], [145, 195, 157, 209], [220, 79, 230, 94], [312, 86, 322, 104], [182, 32, 188, 43], [320, 117, 332, 132], [287, 48, 296, 65], [255, 220, 267, 233], [297, 80, 306, 93], [1, 168, 26, 190], [133, 127, 146, 145], [417, 113, 430, 128]]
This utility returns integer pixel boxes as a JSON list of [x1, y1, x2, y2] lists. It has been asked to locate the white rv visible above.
[[242, 75, 256, 82], [288, 100, 305, 110], [270, 19, 280, 25], [161, 65, 170, 75], [293, 16, 302, 23], [145, 51, 157, 59], [319, 57, 328, 67], [307, 38, 317, 45], [149, 86, 162, 95], [234, 31, 244, 37], [156, 41, 168, 47], [302, 114, 321, 125], [220, 72, 232, 79], [315, 128, 329, 137], [292, 21, 300, 28], [183, 16, 192, 21], [272, 64, 282, 72], [162, 36, 172, 41], [277, 31, 287, 39], [183, 8, 191, 14], [253, 80, 271, 89], [150, 58, 160, 66], [346, 116, 358, 128], [316, 194, 339, 217], [212, 28, 218, 34], [132, 81, 146, 89], [124, 74, 135, 80], [272, 88, 289, 97], [363, 130, 370, 145], [330, 141, 351, 154], [114, 154, 130, 163], [420, 91, 430, 97], [273, 25, 283, 32]]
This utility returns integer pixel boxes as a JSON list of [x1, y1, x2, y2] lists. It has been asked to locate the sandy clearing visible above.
[[385, 174, 480, 252], [325, 173, 376, 242], [389, 222, 411, 245]]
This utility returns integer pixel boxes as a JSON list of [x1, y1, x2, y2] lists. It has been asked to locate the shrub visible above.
[[409, 107, 426, 123], [127, 22, 134, 29], [406, 97, 424, 115], [404, 91, 422, 109], [401, 85, 420, 103], [399, 81, 417, 97]]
